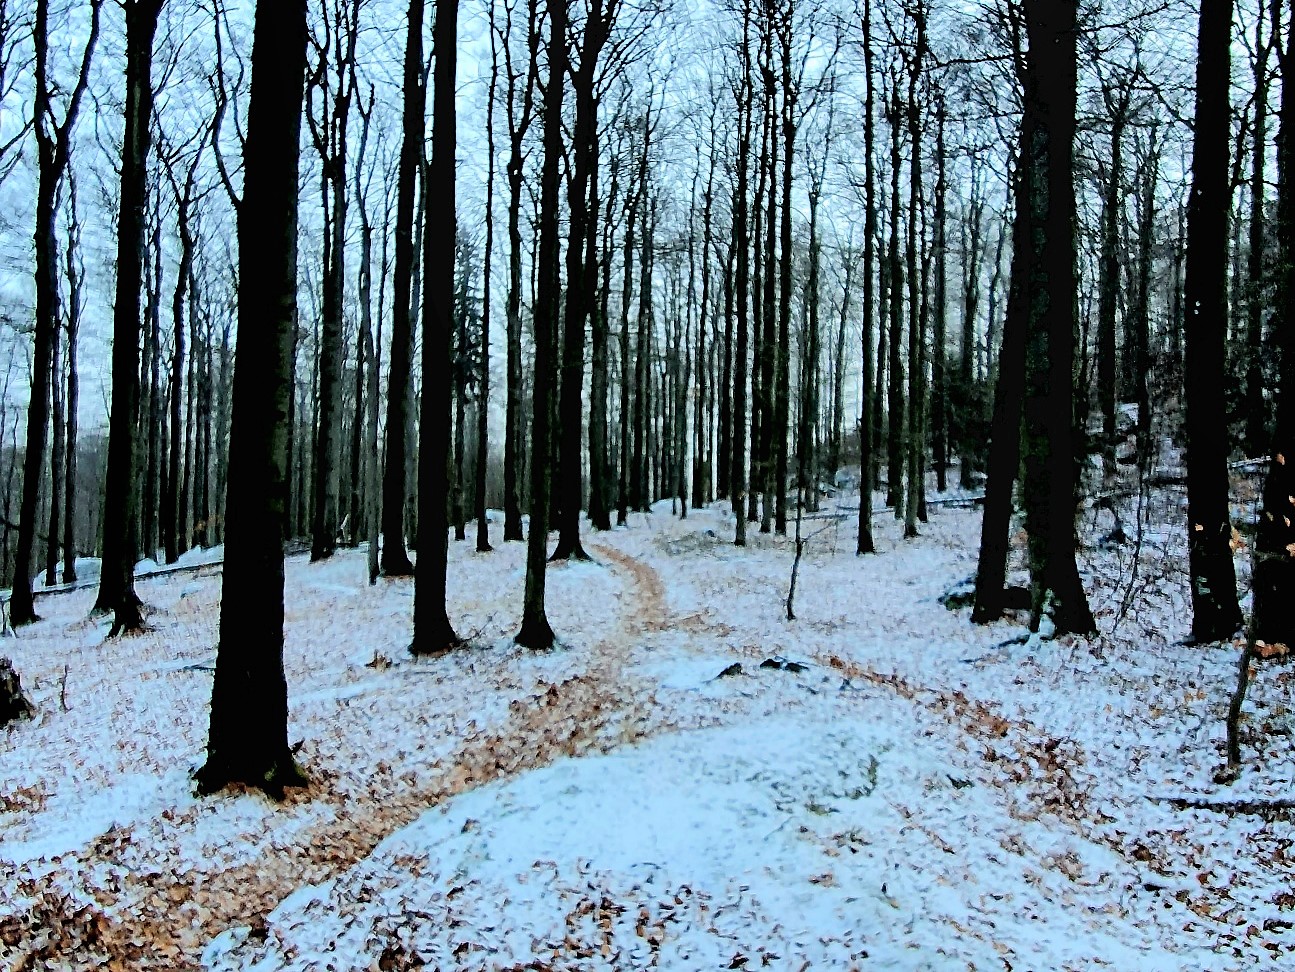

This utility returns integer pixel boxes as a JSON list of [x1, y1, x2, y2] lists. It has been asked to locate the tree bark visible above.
[[95, 0, 163, 636], [516, 0, 566, 650], [857, 0, 876, 554], [63, 173, 83, 584], [380, 0, 425, 575], [11, 0, 101, 626], [196, 0, 310, 799], [412, 0, 462, 655], [1019, 0, 1096, 636], [1183, 0, 1244, 642], [1252, 1, 1295, 653]]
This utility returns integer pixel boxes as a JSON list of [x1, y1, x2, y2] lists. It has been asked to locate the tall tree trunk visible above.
[[308, 12, 355, 563], [760, 69, 779, 534], [959, 159, 985, 489], [1019, 0, 1096, 636], [554, 0, 613, 561], [63, 174, 83, 584], [732, 5, 753, 545], [857, 0, 876, 554], [1245, 11, 1271, 455], [1253, 0, 1295, 653], [452, 255, 468, 544], [932, 93, 948, 493], [477, 13, 498, 551], [903, 20, 927, 540], [412, 0, 462, 655], [11, 0, 101, 626], [164, 174, 194, 564], [774, 5, 794, 535], [589, 148, 613, 532], [142, 213, 163, 561], [1183, 0, 1244, 642], [617, 134, 643, 526], [196, 0, 310, 799], [46, 305, 64, 586], [516, 0, 566, 650], [886, 86, 905, 519], [1131, 132, 1158, 467], [973, 149, 1030, 624], [380, 0, 424, 575], [95, 0, 163, 636], [632, 190, 654, 513], [1096, 86, 1128, 479]]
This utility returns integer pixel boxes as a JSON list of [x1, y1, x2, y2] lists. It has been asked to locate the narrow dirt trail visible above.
[[3, 546, 677, 971]]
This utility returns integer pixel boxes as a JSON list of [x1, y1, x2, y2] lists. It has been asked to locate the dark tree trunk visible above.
[[516, 0, 566, 650], [886, 85, 905, 519], [632, 190, 654, 514], [163, 162, 196, 565], [501, 0, 539, 544], [760, 69, 779, 535], [1251, 0, 1295, 652], [1019, 0, 1096, 636], [95, 0, 163, 636], [959, 153, 985, 490], [857, 0, 876, 555], [380, 0, 424, 575], [142, 213, 163, 561], [972, 149, 1030, 624], [452, 256, 468, 544], [773, 6, 794, 536], [63, 176, 83, 584], [412, 0, 462, 655], [553, 0, 614, 561], [195, 0, 310, 799], [1245, 12, 1271, 455], [1183, 0, 1244, 642], [732, 5, 753, 546], [46, 299, 64, 586], [308, 4, 357, 563], [180, 264, 196, 556], [1096, 85, 1129, 478], [589, 149, 614, 532], [750, 66, 769, 528], [932, 93, 948, 494], [617, 131, 643, 526], [1131, 133, 1159, 466], [693, 131, 717, 510], [12, 0, 100, 626], [903, 18, 927, 540], [477, 12, 498, 552], [718, 242, 734, 504]]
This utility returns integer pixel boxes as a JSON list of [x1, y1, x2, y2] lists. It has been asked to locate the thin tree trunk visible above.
[[96, 0, 163, 635], [46, 305, 64, 585], [63, 174, 83, 584], [11, 0, 101, 626], [516, 0, 566, 650], [857, 0, 876, 554], [380, 0, 424, 575]]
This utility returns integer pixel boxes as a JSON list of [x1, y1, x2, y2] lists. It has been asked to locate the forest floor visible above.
[[2, 481, 1294, 971]]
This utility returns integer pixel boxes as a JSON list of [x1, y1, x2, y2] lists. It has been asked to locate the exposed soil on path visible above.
[[2, 545, 679, 971]]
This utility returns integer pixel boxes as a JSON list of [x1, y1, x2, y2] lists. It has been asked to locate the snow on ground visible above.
[[2, 487, 1294, 970]]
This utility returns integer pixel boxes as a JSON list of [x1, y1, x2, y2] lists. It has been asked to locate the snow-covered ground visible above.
[[2, 491, 1293, 970]]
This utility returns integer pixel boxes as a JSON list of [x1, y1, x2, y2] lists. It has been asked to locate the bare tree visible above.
[[1183, 0, 1244, 642], [10, 0, 102, 627], [95, 0, 167, 636], [196, 0, 311, 799]]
